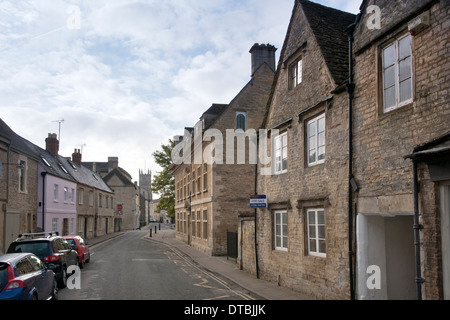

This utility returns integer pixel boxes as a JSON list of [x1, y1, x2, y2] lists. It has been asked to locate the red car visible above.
[[63, 236, 90, 269]]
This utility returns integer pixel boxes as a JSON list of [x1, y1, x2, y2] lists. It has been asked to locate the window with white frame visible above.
[[382, 33, 413, 112], [64, 187, 68, 203], [274, 210, 288, 251], [54, 184, 59, 202], [307, 114, 326, 166], [307, 208, 326, 257], [52, 218, 58, 233], [290, 58, 302, 89], [273, 132, 288, 174]]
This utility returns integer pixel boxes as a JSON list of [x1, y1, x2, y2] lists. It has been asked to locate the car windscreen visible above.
[[7, 241, 52, 259], [0, 263, 8, 291]]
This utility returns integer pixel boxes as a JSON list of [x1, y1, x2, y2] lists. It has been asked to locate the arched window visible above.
[[236, 112, 246, 131]]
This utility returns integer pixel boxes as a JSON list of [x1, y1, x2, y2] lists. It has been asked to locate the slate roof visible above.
[[299, 0, 356, 86], [0, 118, 113, 192]]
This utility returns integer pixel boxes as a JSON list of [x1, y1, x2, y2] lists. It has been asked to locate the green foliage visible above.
[[151, 139, 176, 219]]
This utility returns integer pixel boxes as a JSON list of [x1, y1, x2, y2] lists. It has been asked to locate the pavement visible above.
[[87, 224, 315, 300]]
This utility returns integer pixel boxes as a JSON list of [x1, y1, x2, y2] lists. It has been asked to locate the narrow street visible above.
[[58, 229, 258, 300]]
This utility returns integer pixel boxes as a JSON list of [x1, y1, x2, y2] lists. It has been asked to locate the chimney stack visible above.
[[45, 133, 59, 155], [72, 149, 82, 166], [108, 157, 119, 172], [249, 43, 277, 77]]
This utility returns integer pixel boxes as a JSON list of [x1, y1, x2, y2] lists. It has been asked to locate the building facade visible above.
[[0, 119, 40, 253], [172, 43, 276, 255], [352, 0, 450, 300], [250, 0, 356, 299]]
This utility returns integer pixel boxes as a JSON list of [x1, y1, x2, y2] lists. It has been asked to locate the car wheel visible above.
[[79, 257, 84, 269], [51, 279, 58, 300], [85, 253, 90, 263], [32, 293, 38, 300], [58, 267, 67, 289]]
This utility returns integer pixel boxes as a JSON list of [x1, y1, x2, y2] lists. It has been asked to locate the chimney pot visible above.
[[72, 148, 82, 166], [45, 133, 59, 155]]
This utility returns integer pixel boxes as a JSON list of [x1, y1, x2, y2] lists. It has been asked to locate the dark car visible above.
[[63, 235, 90, 269], [0, 253, 58, 300], [7, 232, 78, 288]]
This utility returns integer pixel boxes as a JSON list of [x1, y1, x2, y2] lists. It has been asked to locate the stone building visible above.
[[69, 149, 115, 239], [172, 43, 276, 255], [102, 162, 139, 231], [351, 0, 450, 300], [247, 0, 356, 299], [0, 118, 40, 253]]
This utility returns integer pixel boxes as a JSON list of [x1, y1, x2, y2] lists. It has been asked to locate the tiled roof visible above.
[[299, 0, 356, 85]]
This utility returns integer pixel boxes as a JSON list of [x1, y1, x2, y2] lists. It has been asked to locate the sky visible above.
[[0, 0, 360, 197]]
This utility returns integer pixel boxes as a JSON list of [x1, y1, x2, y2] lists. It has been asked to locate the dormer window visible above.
[[236, 112, 246, 131], [289, 58, 302, 89]]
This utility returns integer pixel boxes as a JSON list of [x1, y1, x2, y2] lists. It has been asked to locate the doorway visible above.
[[440, 181, 450, 299], [357, 213, 416, 299]]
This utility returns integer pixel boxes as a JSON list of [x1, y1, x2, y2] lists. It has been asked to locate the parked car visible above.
[[0, 253, 58, 300], [63, 235, 90, 269], [7, 232, 78, 288]]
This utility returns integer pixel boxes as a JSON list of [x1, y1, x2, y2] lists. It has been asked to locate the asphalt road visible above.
[[58, 229, 258, 300]]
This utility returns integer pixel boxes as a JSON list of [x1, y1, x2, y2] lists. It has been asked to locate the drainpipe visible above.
[[345, 13, 361, 301], [41, 172, 47, 232], [412, 160, 424, 300], [254, 133, 260, 279]]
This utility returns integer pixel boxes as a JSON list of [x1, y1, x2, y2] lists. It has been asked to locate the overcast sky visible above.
[[0, 0, 360, 194]]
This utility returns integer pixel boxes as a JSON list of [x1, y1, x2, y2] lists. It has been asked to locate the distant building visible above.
[[171, 43, 276, 255]]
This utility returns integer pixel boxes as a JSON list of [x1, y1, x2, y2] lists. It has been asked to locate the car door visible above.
[[28, 255, 53, 299], [15, 258, 36, 299], [61, 239, 77, 267]]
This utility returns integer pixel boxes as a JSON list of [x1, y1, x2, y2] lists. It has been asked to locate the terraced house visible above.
[[352, 0, 450, 300], [248, 0, 356, 299], [238, 0, 449, 300], [172, 43, 276, 255], [0, 119, 116, 246]]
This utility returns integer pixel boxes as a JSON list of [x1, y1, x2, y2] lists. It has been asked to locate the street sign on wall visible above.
[[250, 195, 267, 208]]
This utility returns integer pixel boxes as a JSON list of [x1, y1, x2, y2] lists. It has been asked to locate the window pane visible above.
[[282, 159, 287, 171], [283, 236, 288, 248], [318, 132, 325, 148], [318, 117, 325, 133], [318, 225, 325, 239], [384, 86, 396, 109], [383, 44, 395, 67], [319, 240, 326, 253], [318, 210, 324, 224], [309, 150, 316, 164], [276, 236, 281, 247], [398, 35, 411, 60], [399, 57, 411, 82], [318, 147, 325, 161], [309, 239, 317, 252], [308, 122, 316, 137], [308, 211, 315, 224], [297, 60, 302, 84], [383, 65, 396, 88], [309, 136, 316, 150], [400, 78, 412, 102], [309, 226, 316, 238]]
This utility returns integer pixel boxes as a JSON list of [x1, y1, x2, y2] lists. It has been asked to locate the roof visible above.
[[0, 118, 39, 161], [299, 0, 356, 86], [103, 167, 137, 189], [62, 158, 114, 193], [0, 118, 113, 192], [0, 253, 35, 264]]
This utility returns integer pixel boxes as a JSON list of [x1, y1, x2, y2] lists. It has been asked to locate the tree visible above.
[[151, 139, 176, 220]]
